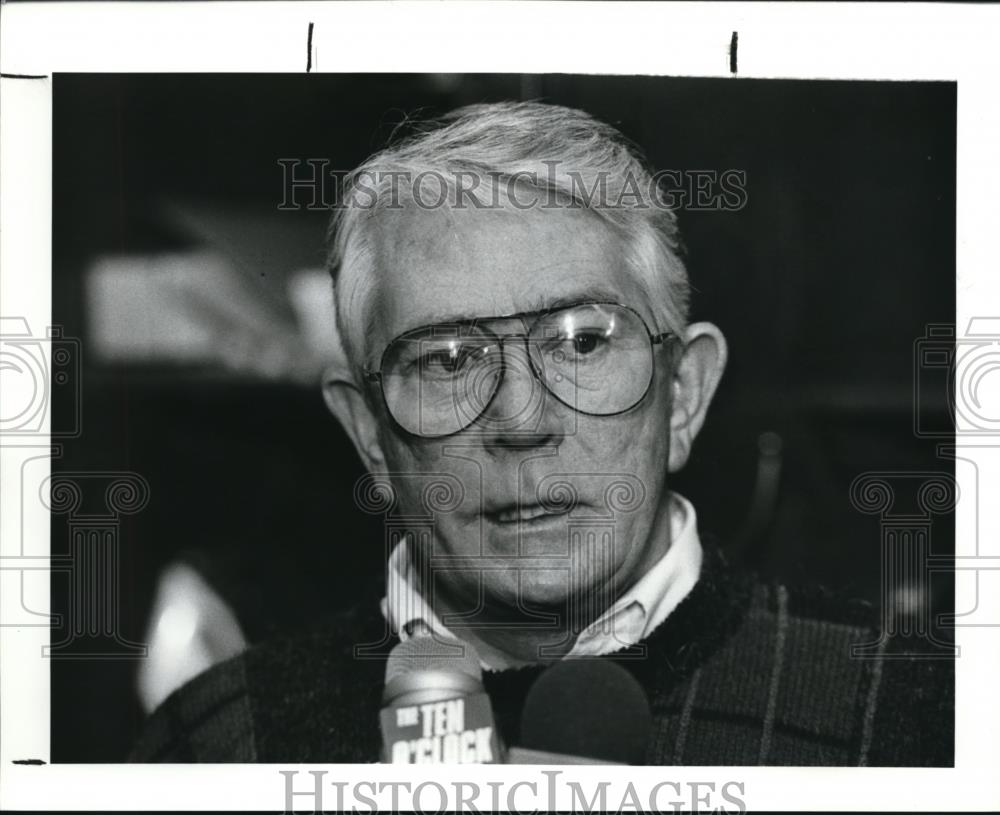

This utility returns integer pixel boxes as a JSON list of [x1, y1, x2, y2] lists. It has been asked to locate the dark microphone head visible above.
[[519, 659, 651, 764]]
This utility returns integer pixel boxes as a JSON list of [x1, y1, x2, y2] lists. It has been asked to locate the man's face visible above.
[[364, 202, 677, 618]]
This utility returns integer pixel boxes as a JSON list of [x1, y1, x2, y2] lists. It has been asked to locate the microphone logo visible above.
[[382, 693, 498, 763]]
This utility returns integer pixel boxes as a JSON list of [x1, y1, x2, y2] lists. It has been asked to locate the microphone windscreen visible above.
[[519, 659, 651, 764], [384, 635, 483, 685]]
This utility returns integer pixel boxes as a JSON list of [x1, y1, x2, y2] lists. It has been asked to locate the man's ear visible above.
[[322, 362, 387, 474], [668, 321, 728, 472]]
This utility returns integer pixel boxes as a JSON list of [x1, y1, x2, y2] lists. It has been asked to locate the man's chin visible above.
[[478, 514, 580, 558], [473, 569, 614, 614]]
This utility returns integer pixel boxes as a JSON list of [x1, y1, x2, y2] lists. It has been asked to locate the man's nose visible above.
[[474, 341, 568, 449]]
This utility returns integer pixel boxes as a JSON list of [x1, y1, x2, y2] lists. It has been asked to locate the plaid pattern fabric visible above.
[[130, 547, 953, 766], [642, 584, 952, 766]]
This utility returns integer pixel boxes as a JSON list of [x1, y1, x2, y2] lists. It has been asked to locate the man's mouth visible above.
[[487, 503, 570, 525]]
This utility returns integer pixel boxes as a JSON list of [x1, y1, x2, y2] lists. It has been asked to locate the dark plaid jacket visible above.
[[131, 547, 953, 766]]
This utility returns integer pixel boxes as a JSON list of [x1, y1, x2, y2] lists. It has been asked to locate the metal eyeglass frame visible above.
[[363, 300, 678, 438]]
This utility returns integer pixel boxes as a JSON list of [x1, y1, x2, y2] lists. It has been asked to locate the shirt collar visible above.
[[381, 491, 703, 671], [571, 491, 702, 655]]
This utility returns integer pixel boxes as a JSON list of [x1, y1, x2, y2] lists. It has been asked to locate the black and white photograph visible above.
[[44, 72, 959, 770], [1, 4, 998, 813]]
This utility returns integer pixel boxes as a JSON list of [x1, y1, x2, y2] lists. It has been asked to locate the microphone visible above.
[[507, 659, 651, 765], [380, 633, 502, 764]]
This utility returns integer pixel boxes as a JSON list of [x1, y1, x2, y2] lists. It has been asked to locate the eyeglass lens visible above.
[[378, 303, 655, 437]]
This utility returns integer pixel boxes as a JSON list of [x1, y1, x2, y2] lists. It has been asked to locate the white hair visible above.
[[326, 101, 691, 375]]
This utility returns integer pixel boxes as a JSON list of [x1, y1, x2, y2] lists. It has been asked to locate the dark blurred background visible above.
[[51, 74, 955, 761]]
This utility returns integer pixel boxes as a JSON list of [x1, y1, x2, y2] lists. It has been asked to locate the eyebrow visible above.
[[364, 284, 627, 367], [418, 285, 626, 327], [526, 287, 625, 314]]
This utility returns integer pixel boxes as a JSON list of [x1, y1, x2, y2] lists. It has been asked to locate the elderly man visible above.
[[133, 101, 951, 766]]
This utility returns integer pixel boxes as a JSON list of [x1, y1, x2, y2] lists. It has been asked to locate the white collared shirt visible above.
[[380, 491, 703, 671]]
